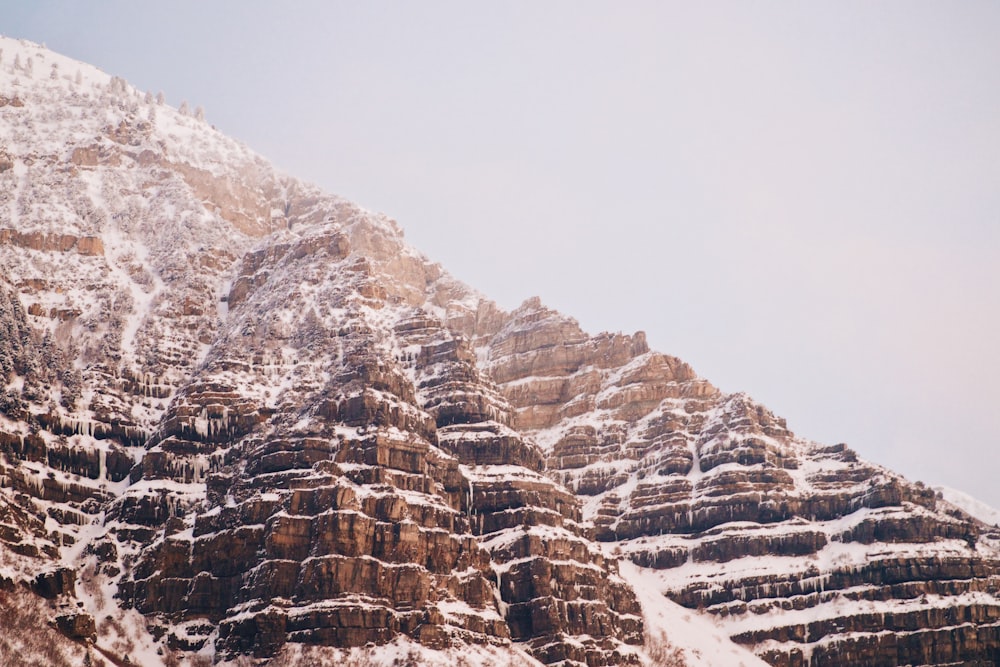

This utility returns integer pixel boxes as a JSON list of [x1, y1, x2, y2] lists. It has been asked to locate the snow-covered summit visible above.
[[0, 35, 266, 178]]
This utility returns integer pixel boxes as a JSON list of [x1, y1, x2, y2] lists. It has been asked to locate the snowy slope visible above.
[[936, 485, 1000, 527]]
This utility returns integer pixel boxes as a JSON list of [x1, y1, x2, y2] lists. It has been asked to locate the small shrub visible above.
[[646, 630, 687, 667]]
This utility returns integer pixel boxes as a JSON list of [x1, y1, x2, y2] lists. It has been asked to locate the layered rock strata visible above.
[[482, 298, 1000, 666], [0, 36, 998, 667]]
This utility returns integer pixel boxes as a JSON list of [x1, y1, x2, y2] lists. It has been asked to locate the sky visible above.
[[3, 2, 999, 507]]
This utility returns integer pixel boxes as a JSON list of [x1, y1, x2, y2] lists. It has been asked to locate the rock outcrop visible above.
[[482, 298, 1000, 666]]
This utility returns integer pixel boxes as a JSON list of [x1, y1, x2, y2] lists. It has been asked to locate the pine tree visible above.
[[60, 367, 83, 410], [179, 100, 189, 115], [194, 105, 205, 121], [109, 75, 126, 95], [156, 91, 165, 105]]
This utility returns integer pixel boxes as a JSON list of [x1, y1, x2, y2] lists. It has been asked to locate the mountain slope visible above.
[[0, 37, 998, 667], [480, 299, 1000, 666]]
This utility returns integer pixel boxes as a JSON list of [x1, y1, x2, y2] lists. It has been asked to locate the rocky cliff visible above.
[[481, 300, 1000, 666], [0, 37, 997, 667]]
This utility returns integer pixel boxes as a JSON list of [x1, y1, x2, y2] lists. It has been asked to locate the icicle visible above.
[[467, 477, 474, 516]]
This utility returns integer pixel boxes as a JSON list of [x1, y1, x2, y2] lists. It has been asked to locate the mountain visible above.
[[0, 36, 998, 667]]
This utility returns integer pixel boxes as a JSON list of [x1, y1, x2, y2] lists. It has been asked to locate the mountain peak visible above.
[[1, 38, 999, 667]]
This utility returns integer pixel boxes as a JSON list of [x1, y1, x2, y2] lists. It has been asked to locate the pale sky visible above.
[[4, 2, 999, 507]]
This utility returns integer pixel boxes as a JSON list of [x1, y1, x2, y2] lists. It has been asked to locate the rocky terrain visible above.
[[0, 37, 998, 666]]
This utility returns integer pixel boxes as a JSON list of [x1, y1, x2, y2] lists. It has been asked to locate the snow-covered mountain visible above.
[[1, 37, 998, 667]]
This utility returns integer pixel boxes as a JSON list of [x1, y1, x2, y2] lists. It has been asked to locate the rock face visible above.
[[0, 36, 998, 667], [481, 299, 1000, 666]]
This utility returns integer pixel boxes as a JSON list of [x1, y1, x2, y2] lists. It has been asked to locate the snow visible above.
[[242, 636, 545, 667], [936, 485, 1000, 527], [619, 560, 770, 667]]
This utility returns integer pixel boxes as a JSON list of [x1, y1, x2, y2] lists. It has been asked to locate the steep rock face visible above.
[[1, 36, 998, 667], [395, 312, 643, 666], [481, 298, 1000, 666], [52, 176, 643, 664], [112, 223, 513, 658]]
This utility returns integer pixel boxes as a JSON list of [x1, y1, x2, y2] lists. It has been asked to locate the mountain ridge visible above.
[[0, 36, 998, 667]]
